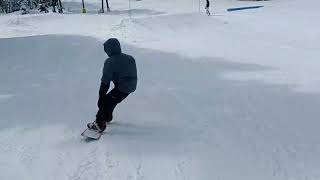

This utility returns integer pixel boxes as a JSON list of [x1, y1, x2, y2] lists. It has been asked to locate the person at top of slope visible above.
[[205, 0, 211, 16], [87, 38, 138, 133]]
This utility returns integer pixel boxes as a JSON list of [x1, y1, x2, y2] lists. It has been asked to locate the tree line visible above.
[[0, 0, 62, 14]]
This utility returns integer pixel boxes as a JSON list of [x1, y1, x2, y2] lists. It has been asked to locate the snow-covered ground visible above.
[[0, 0, 320, 179]]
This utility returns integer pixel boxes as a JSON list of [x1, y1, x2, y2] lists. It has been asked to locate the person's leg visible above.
[[96, 88, 115, 123], [93, 94, 109, 131], [103, 89, 129, 123], [87, 92, 111, 132]]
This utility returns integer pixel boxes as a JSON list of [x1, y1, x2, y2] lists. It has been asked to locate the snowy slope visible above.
[[1, 0, 320, 180]]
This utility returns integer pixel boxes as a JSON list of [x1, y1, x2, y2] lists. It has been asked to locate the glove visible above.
[[99, 82, 109, 97]]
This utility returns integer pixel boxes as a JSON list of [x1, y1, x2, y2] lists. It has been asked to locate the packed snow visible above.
[[0, 0, 320, 179]]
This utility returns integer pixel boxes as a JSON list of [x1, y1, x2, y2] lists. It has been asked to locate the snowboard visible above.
[[81, 128, 103, 140]]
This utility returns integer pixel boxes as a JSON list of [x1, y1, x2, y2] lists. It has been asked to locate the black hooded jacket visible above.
[[100, 38, 137, 94]]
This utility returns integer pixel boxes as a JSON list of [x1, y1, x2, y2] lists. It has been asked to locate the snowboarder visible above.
[[87, 38, 138, 133], [205, 0, 210, 16]]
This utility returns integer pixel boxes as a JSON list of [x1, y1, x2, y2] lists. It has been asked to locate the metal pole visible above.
[[106, 0, 109, 11], [82, 0, 86, 13], [101, 0, 104, 13], [198, 0, 200, 13]]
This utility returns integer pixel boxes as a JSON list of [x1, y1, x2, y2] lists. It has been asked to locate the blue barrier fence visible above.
[[227, 6, 264, 12]]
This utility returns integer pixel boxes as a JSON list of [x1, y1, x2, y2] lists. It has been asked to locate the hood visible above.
[[103, 38, 122, 57]]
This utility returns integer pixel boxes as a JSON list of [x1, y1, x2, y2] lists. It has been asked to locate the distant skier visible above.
[[87, 38, 138, 133], [205, 0, 210, 16]]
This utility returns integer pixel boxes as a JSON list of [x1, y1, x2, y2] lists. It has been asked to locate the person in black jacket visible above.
[[205, 0, 210, 16], [87, 38, 138, 132]]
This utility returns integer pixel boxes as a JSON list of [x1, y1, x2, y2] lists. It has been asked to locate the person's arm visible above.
[[100, 60, 113, 96], [99, 82, 109, 96]]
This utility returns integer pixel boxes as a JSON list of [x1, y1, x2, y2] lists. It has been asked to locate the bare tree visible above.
[[0, 0, 4, 12]]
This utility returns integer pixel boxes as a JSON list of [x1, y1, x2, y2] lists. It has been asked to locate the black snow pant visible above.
[[96, 88, 129, 123]]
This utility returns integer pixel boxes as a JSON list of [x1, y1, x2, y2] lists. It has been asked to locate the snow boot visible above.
[[87, 121, 106, 133]]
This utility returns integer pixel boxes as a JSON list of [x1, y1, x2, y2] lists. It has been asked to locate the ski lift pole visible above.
[[82, 0, 86, 13], [198, 0, 200, 13], [106, 0, 109, 11], [101, 0, 104, 13]]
